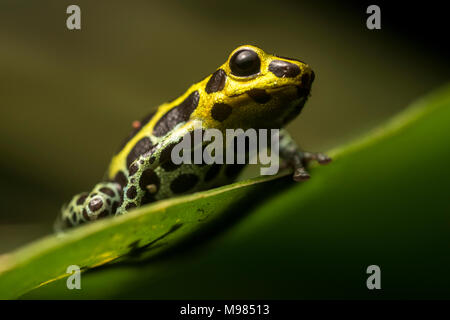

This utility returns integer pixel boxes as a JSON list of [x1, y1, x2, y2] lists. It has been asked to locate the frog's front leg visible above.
[[116, 121, 205, 215], [279, 129, 331, 182]]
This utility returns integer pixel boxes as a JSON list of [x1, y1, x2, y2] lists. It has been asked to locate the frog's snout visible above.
[[268, 58, 315, 91], [293, 67, 314, 99], [310, 69, 315, 84], [268, 59, 302, 78], [301, 67, 315, 90]]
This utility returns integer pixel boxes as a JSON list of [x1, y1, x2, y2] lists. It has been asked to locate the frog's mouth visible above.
[[229, 84, 311, 105], [266, 84, 311, 100], [277, 85, 310, 125]]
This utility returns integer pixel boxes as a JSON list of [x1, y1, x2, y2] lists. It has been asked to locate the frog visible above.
[[56, 45, 331, 231]]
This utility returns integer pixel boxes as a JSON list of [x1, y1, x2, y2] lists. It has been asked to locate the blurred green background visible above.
[[0, 0, 448, 256]]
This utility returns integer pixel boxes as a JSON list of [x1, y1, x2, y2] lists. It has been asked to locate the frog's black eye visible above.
[[229, 49, 261, 77]]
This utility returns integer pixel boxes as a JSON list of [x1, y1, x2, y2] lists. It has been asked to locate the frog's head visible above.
[[202, 45, 315, 129]]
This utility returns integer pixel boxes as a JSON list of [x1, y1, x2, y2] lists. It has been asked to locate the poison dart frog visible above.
[[56, 45, 331, 230]]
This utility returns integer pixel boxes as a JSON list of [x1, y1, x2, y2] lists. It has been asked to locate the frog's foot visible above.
[[278, 129, 331, 182], [284, 151, 332, 182], [297, 151, 331, 181], [292, 166, 311, 182], [57, 182, 122, 230]]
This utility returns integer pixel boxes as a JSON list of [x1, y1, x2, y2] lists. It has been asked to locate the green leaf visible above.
[[0, 172, 290, 299], [3, 84, 450, 299]]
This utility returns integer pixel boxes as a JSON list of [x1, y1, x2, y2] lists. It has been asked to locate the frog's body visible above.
[[57, 45, 330, 230]]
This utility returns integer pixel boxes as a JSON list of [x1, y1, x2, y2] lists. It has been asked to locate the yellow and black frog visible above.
[[57, 45, 330, 230]]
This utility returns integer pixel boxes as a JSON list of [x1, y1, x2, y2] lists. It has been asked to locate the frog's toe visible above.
[[287, 151, 331, 182], [293, 167, 311, 182], [302, 151, 332, 165], [316, 153, 332, 165]]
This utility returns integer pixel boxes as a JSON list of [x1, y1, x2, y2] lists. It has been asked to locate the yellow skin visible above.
[[57, 45, 330, 230]]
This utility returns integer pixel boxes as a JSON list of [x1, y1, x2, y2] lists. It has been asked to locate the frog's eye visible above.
[[229, 49, 261, 77]]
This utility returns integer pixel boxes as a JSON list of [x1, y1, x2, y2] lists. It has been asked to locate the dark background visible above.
[[0, 1, 448, 253]]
